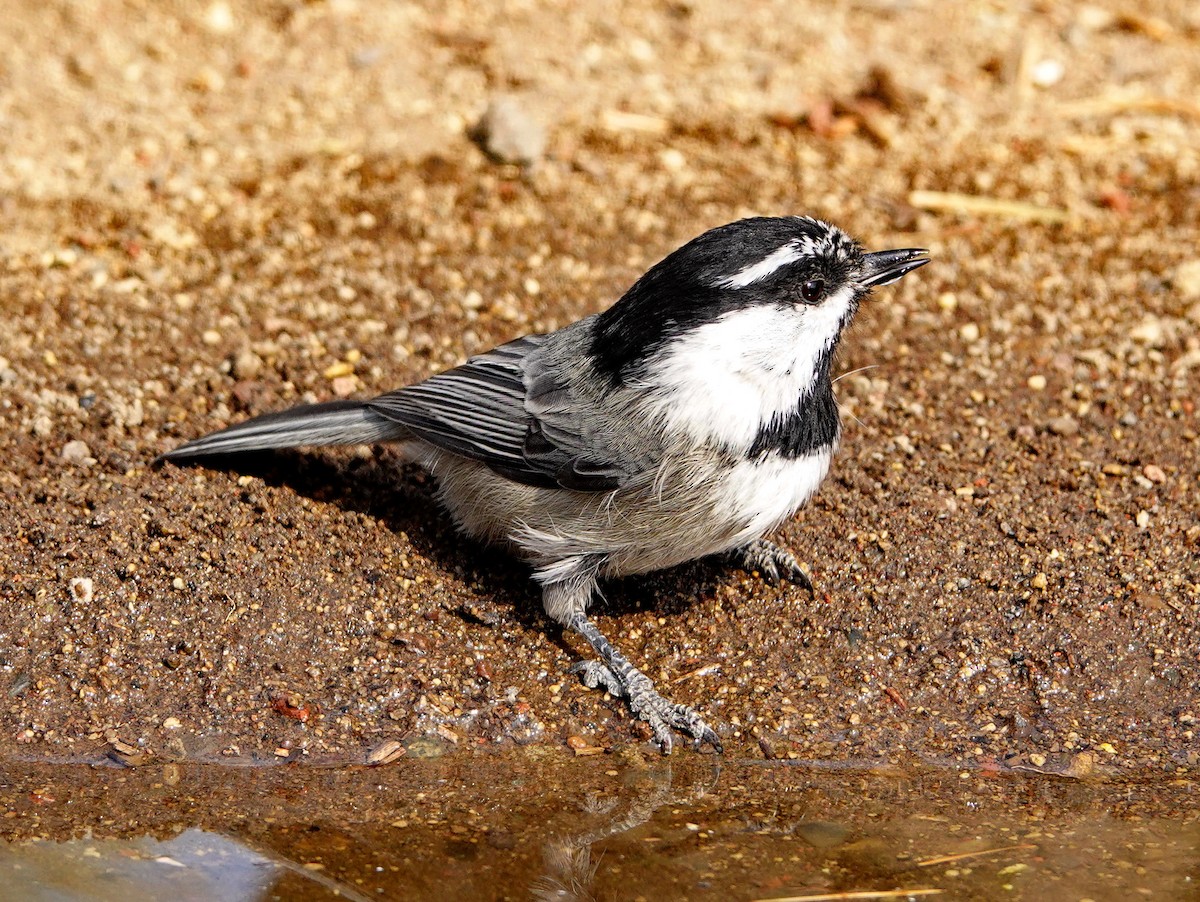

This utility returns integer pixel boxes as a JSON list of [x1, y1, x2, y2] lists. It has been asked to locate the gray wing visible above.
[[366, 333, 650, 491]]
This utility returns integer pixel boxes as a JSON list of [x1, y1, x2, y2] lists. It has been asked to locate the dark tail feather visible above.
[[156, 400, 409, 462]]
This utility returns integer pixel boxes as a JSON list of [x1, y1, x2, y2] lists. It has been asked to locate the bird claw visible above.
[[569, 659, 624, 696], [735, 539, 813, 592], [570, 659, 722, 754]]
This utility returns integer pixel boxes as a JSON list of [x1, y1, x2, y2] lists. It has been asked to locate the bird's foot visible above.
[[570, 659, 722, 754], [733, 538, 813, 591]]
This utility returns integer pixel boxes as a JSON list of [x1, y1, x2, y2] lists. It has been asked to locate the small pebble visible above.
[[1027, 374, 1047, 391], [1129, 316, 1165, 347], [61, 440, 95, 466], [1143, 464, 1166, 484], [471, 95, 546, 166], [1031, 58, 1064, 87], [658, 148, 687, 172], [1172, 259, 1200, 300], [1136, 510, 1150, 528], [795, 821, 851, 850], [1047, 414, 1079, 436], [1077, 6, 1115, 29], [189, 66, 225, 94], [233, 350, 262, 379], [204, 1, 234, 33], [69, 577, 94, 604], [331, 375, 358, 397]]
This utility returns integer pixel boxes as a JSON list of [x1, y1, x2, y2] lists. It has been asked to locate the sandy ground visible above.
[[1, 0, 1198, 776]]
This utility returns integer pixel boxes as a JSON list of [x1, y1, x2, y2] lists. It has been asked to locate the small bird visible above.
[[158, 216, 928, 752]]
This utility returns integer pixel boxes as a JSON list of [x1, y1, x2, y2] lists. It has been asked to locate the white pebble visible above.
[[61, 440, 95, 465], [1129, 316, 1165, 347], [658, 148, 687, 172], [69, 577, 94, 604], [1031, 58, 1064, 87], [204, 1, 234, 33], [1173, 260, 1200, 300]]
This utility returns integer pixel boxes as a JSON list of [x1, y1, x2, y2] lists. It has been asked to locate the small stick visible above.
[[1058, 94, 1200, 121], [753, 890, 944, 902], [908, 191, 1070, 223], [916, 842, 1037, 867], [671, 663, 721, 684]]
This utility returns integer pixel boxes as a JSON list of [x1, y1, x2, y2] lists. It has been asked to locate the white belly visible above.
[[711, 449, 833, 549], [428, 444, 835, 579], [598, 447, 835, 576]]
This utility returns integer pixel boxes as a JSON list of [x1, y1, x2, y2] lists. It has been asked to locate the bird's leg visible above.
[[540, 565, 722, 754], [731, 538, 813, 591], [567, 611, 722, 754]]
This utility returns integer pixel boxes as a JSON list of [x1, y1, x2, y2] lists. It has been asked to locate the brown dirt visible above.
[[1, 0, 1198, 777]]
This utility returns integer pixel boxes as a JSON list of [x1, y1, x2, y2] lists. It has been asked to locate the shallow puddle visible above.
[[0, 828, 366, 901], [1, 753, 1196, 900]]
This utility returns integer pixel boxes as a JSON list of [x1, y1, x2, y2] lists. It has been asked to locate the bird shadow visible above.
[[162, 447, 730, 653]]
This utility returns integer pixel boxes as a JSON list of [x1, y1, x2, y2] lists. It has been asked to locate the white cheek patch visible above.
[[639, 285, 857, 451]]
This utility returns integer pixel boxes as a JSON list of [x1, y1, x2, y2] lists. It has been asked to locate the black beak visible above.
[[860, 248, 930, 288]]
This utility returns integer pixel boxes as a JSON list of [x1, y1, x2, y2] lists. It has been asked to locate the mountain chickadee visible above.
[[158, 216, 928, 752]]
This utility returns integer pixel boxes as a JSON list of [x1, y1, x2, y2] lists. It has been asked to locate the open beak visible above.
[[860, 248, 930, 288]]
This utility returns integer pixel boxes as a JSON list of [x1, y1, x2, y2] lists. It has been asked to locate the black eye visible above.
[[800, 279, 825, 303]]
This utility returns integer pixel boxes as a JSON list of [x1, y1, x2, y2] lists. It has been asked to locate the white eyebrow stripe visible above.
[[717, 241, 803, 289]]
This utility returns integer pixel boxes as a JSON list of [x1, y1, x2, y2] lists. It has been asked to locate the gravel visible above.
[[0, 0, 1196, 774]]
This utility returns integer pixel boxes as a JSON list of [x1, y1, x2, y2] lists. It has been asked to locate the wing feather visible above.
[[366, 334, 646, 491]]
